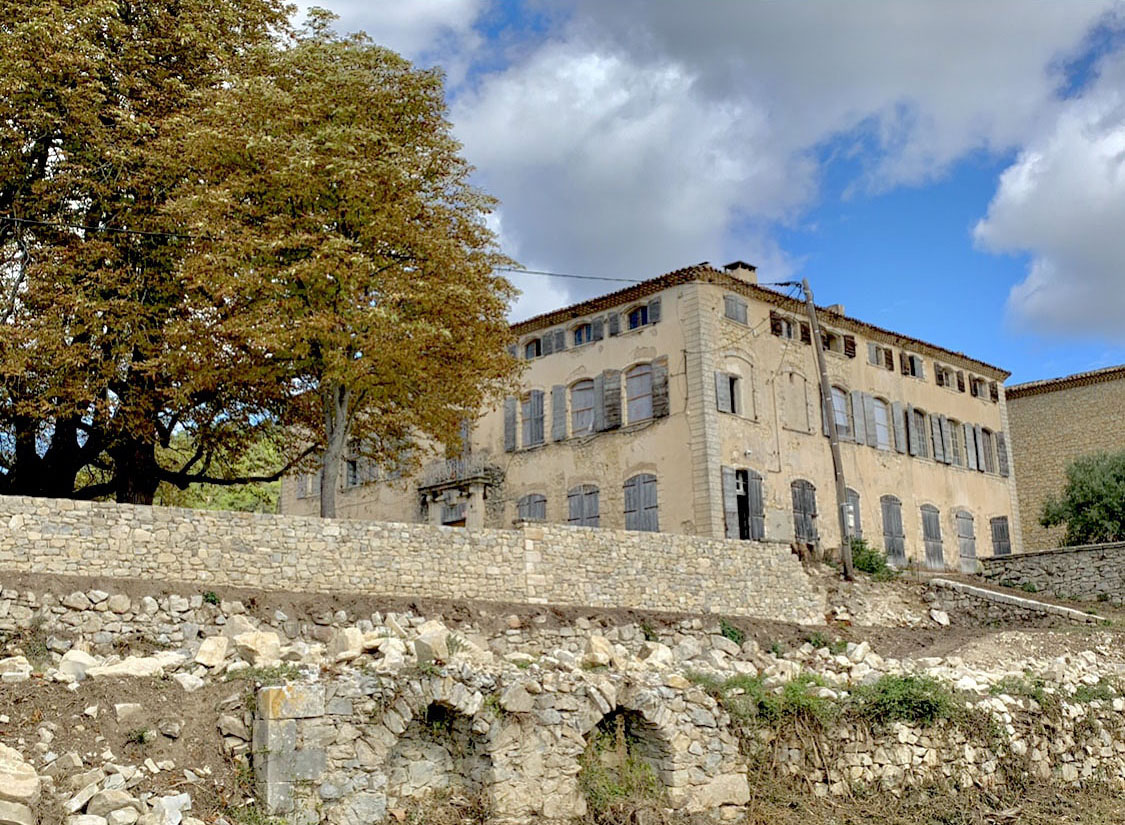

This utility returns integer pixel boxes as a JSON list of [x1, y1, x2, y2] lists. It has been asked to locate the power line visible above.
[[498, 267, 643, 284]]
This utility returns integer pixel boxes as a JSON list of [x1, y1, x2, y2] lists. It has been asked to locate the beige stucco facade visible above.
[[281, 262, 1021, 567], [1006, 366, 1125, 551]]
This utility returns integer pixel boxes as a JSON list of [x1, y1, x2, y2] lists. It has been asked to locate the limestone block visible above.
[[583, 635, 613, 668], [222, 615, 257, 639], [106, 595, 131, 614], [327, 628, 363, 663], [67, 816, 108, 825], [58, 650, 99, 682], [66, 782, 100, 814], [500, 684, 535, 714], [107, 809, 139, 825], [193, 637, 228, 669], [172, 673, 203, 693], [233, 632, 282, 666], [413, 621, 450, 663], [257, 685, 325, 720], [0, 801, 34, 825], [114, 704, 145, 726], [86, 790, 142, 818], [0, 745, 39, 807], [87, 653, 185, 680], [62, 592, 92, 610]]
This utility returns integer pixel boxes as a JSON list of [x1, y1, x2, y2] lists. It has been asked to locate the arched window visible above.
[[573, 323, 593, 346], [570, 380, 595, 434], [524, 338, 541, 360], [625, 364, 653, 422], [517, 493, 547, 521], [791, 480, 817, 542], [920, 504, 944, 569], [830, 386, 852, 438], [846, 488, 862, 538], [872, 398, 891, 450], [624, 473, 658, 532], [880, 495, 905, 565], [567, 484, 599, 527]]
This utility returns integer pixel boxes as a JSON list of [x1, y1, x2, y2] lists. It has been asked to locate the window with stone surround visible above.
[[624, 473, 658, 532]]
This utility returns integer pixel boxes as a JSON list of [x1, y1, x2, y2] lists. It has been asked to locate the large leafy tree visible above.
[[169, 11, 517, 516], [1041, 451, 1125, 546], [0, 0, 302, 503]]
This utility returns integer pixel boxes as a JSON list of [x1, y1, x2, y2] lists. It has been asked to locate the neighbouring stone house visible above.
[[1006, 364, 1125, 550], [281, 262, 1021, 568]]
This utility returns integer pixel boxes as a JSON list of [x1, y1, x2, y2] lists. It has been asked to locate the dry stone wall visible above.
[[0, 495, 824, 624], [980, 542, 1125, 605]]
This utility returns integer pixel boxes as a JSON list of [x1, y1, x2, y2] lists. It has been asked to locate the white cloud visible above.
[[975, 52, 1125, 339]]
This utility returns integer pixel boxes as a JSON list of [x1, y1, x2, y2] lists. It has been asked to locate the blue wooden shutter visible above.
[[551, 385, 567, 441], [503, 397, 517, 452]]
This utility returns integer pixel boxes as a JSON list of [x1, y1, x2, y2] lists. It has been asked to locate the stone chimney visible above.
[[722, 260, 758, 284], [825, 303, 845, 316]]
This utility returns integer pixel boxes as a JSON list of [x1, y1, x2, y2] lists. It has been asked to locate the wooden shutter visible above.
[[846, 488, 862, 538], [551, 385, 567, 441], [721, 467, 739, 539], [608, 313, 620, 336], [891, 401, 907, 453], [586, 487, 599, 526], [930, 415, 945, 463], [641, 475, 659, 531], [507, 344, 518, 358], [800, 322, 812, 344], [530, 390, 545, 444], [554, 329, 566, 352], [770, 311, 783, 337], [593, 373, 606, 432], [503, 397, 517, 452], [542, 332, 555, 355], [843, 335, 856, 358], [623, 475, 639, 529], [881, 496, 906, 565], [648, 299, 661, 324], [900, 352, 910, 375], [867, 342, 878, 364], [956, 371, 965, 392], [940, 416, 953, 464], [863, 393, 878, 447], [592, 317, 605, 341], [915, 358, 925, 380], [974, 423, 986, 472], [921, 506, 944, 569], [963, 423, 978, 470], [990, 382, 999, 403], [991, 517, 1011, 556], [906, 404, 919, 456], [996, 432, 1010, 477], [651, 358, 670, 418], [602, 369, 622, 430], [883, 348, 894, 371], [748, 471, 766, 540], [715, 372, 733, 413], [969, 378, 979, 397], [851, 390, 867, 445], [568, 488, 582, 523]]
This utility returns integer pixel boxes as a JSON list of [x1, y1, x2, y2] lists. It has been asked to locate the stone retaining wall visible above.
[[929, 579, 1104, 626], [980, 542, 1125, 605], [0, 495, 824, 623]]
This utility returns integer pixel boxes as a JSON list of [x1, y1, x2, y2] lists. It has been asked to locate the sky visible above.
[[304, 1, 1125, 384]]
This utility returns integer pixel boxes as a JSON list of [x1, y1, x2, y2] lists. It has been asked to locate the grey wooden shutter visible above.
[[974, 423, 986, 472], [863, 393, 878, 447], [551, 385, 567, 442], [748, 471, 766, 540], [592, 318, 605, 341], [851, 390, 867, 445], [716, 372, 733, 413], [651, 358, 670, 418], [721, 467, 739, 539], [930, 415, 945, 463], [623, 476, 639, 529], [996, 432, 1010, 477], [568, 488, 582, 524], [602, 369, 622, 430], [641, 475, 659, 531], [963, 423, 978, 470], [935, 364, 944, 387], [507, 344, 518, 358], [503, 397, 517, 452], [940, 416, 953, 464], [867, 342, 878, 364], [608, 313, 620, 336], [587, 487, 599, 525], [884, 349, 895, 371], [843, 335, 856, 358], [921, 505, 944, 569], [956, 371, 966, 392], [648, 299, 661, 324], [846, 488, 862, 538], [593, 373, 606, 432], [891, 401, 907, 453], [554, 329, 566, 351], [991, 517, 1011, 556], [800, 322, 812, 344], [531, 390, 545, 444], [541, 332, 555, 355], [900, 352, 910, 375], [906, 404, 919, 456], [881, 496, 906, 565]]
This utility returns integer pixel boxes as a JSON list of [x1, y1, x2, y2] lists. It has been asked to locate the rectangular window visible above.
[[518, 494, 547, 521], [770, 311, 796, 339], [573, 323, 593, 346], [901, 353, 925, 379], [912, 409, 929, 458], [723, 295, 748, 324], [521, 391, 545, 447], [626, 365, 653, 422], [935, 364, 955, 388], [624, 474, 659, 532], [991, 517, 1012, 556], [831, 387, 851, 438], [981, 429, 997, 473], [716, 371, 740, 414], [571, 381, 595, 434], [524, 339, 541, 360], [568, 485, 599, 527], [628, 305, 649, 329], [949, 422, 964, 467], [873, 399, 891, 449]]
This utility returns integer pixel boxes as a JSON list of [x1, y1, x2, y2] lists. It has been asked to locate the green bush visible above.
[[202, 590, 220, 605], [850, 538, 895, 581], [804, 632, 847, 655], [1073, 679, 1117, 704], [719, 619, 745, 646], [577, 718, 662, 818], [851, 674, 959, 726]]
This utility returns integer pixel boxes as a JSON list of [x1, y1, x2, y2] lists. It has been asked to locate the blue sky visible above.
[[311, 1, 1125, 384]]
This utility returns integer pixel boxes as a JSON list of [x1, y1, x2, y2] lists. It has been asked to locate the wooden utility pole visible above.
[[800, 278, 855, 580]]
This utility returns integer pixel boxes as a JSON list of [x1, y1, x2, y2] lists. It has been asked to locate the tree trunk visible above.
[[320, 384, 350, 518], [112, 438, 161, 505]]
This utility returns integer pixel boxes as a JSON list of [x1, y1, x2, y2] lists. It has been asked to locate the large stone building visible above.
[[281, 262, 1021, 568], [1006, 365, 1125, 551]]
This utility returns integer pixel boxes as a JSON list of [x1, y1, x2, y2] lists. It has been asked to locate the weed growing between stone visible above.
[[720, 619, 745, 646], [850, 539, 897, 581], [850, 674, 962, 727], [578, 714, 664, 824]]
